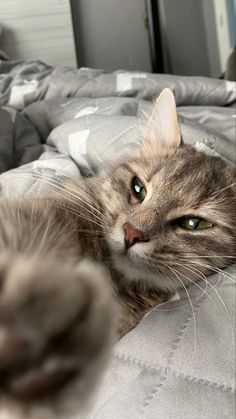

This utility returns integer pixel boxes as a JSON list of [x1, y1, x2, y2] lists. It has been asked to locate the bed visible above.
[[0, 58, 235, 418]]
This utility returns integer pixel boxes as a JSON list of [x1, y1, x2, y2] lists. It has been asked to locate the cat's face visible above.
[[101, 89, 236, 292]]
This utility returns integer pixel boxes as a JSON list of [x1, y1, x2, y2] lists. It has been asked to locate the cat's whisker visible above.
[[166, 265, 198, 354], [64, 184, 103, 215], [173, 263, 235, 347], [148, 259, 199, 344], [177, 262, 210, 285], [154, 300, 196, 312], [50, 204, 106, 237], [180, 264, 236, 339], [203, 277, 235, 346], [147, 260, 208, 312], [4, 171, 104, 222], [140, 109, 151, 121], [53, 200, 105, 229], [210, 182, 236, 198], [148, 260, 168, 286], [60, 192, 103, 223], [52, 199, 104, 229], [51, 178, 110, 223], [179, 258, 236, 282], [51, 177, 105, 221], [208, 196, 236, 206], [176, 262, 234, 323], [4, 172, 106, 229], [186, 261, 236, 283], [51, 203, 87, 220], [180, 255, 236, 259], [63, 177, 102, 205], [172, 263, 216, 306], [157, 280, 212, 312]]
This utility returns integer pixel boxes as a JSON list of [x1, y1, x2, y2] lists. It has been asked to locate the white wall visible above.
[[0, 0, 76, 67]]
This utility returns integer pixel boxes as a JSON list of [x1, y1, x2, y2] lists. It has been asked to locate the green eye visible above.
[[179, 217, 213, 230], [132, 177, 147, 202]]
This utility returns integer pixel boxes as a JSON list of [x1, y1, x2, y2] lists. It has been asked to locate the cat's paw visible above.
[[0, 256, 116, 404]]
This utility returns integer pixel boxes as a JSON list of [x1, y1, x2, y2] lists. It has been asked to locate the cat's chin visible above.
[[112, 254, 178, 293]]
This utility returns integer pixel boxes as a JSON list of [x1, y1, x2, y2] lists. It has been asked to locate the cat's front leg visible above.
[[0, 255, 116, 410]]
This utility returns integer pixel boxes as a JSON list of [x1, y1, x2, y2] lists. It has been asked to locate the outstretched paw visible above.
[[0, 256, 116, 403]]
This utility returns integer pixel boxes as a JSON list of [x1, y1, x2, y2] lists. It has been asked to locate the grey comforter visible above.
[[0, 59, 235, 419]]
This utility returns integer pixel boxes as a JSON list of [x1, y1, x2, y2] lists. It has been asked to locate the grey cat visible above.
[[0, 89, 235, 418]]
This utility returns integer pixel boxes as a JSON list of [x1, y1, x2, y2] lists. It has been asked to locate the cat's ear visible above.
[[143, 88, 181, 152]]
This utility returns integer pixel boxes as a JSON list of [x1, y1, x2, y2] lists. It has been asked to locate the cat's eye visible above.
[[131, 177, 147, 202], [178, 217, 213, 230]]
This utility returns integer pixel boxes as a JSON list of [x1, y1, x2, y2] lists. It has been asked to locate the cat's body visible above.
[[0, 89, 235, 418]]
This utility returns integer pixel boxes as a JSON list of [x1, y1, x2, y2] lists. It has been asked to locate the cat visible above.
[[0, 89, 235, 418]]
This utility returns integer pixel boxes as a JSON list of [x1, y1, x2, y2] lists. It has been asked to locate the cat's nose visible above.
[[123, 222, 147, 249]]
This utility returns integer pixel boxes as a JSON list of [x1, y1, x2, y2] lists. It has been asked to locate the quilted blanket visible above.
[[0, 59, 235, 418]]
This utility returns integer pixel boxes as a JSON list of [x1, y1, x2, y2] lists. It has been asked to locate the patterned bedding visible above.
[[0, 59, 235, 418]]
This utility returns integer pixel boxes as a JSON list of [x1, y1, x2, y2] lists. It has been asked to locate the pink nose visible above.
[[123, 222, 147, 249]]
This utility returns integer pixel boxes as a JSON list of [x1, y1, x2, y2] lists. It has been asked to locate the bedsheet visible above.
[[0, 59, 235, 418]]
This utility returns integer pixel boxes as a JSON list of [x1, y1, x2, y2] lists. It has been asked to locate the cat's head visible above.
[[101, 89, 236, 292]]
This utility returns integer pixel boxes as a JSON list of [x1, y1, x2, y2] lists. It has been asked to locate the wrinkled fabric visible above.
[[83, 267, 235, 419], [0, 106, 43, 174]]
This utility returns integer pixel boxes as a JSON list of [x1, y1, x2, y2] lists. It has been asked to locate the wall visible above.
[[0, 0, 76, 67], [71, 0, 151, 72]]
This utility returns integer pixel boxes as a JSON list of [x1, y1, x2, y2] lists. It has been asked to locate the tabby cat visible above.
[[0, 89, 235, 418]]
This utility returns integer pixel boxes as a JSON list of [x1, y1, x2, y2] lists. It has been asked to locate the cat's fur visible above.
[[0, 89, 235, 418]]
